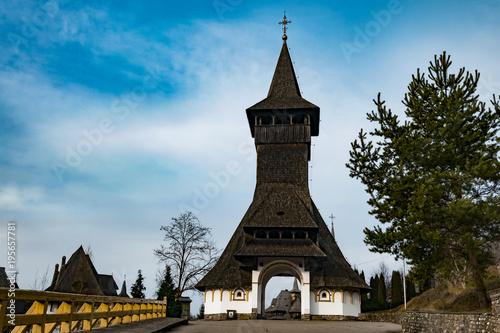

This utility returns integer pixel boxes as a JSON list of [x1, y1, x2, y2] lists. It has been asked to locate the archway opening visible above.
[[264, 276, 301, 319], [259, 261, 303, 320]]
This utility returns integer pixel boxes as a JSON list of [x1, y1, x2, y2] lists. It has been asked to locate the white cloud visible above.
[[0, 186, 43, 210], [2, 1, 500, 304]]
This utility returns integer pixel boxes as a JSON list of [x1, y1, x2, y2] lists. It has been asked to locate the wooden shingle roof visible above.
[[246, 40, 320, 137], [243, 185, 318, 229], [196, 195, 369, 291], [98, 274, 119, 296], [247, 41, 318, 110], [118, 279, 130, 298], [46, 246, 119, 296], [234, 239, 327, 259]]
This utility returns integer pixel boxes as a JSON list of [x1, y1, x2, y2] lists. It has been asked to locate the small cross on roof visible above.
[[279, 11, 292, 39]]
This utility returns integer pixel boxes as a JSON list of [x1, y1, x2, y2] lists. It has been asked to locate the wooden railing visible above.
[[0, 288, 167, 332]]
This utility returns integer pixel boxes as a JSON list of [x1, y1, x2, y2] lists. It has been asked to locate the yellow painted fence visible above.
[[0, 288, 167, 332]]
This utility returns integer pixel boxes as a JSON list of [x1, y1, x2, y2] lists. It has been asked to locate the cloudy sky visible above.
[[1, 0, 500, 313]]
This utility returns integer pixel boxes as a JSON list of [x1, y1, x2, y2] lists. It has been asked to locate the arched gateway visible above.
[[196, 17, 370, 320]]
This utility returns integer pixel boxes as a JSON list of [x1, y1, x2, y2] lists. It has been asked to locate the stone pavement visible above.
[[77, 317, 187, 333], [170, 320, 402, 333]]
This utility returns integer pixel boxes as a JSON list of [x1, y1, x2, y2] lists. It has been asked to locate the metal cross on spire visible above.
[[329, 214, 336, 239], [279, 11, 292, 40]]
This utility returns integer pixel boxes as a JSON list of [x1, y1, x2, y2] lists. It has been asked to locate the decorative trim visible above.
[[331, 290, 344, 303], [318, 289, 331, 302], [352, 291, 360, 305], [221, 289, 232, 302], [258, 260, 304, 285], [232, 288, 247, 302], [313, 288, 333, 302]]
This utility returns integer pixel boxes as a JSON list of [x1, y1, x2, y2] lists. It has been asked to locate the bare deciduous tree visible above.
[[30, 266, 50, 291], [85, 244, 94, 261], [154, 212, 219, 297]]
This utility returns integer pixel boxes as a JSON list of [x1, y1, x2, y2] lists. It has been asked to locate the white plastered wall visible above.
[[310, 290, 361, 316], [204, 257, 362, 318], [204, 288, 253, 315]]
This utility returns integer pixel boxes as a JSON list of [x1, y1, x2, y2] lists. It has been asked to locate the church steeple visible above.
[[267, 40, 302, 99], [196, 15, 370, 320], [246, 28, 320, 138]]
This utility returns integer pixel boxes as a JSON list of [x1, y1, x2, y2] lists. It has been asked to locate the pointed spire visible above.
[[47, 264, 59, 291], [290, 278, 301, 294], [246, 13, 320, 135], [267, 39, 302, 99], [119, 279, 129, 298], [329, 214, 336, 240]]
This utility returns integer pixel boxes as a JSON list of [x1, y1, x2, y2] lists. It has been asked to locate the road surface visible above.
[[169, 320, 402, 333]]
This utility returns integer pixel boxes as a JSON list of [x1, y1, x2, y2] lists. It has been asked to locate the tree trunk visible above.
[[468, 251, 489, 309]]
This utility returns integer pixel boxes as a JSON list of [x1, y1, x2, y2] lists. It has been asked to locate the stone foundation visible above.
[[359, 312, 403, 324], [311, 315, 359, 321], [206, 313, 363, 321], [204, 313, 227, 321], [204, 313, 253, 321], [401, 311, 499, 333], [236, 313, 252, 320]]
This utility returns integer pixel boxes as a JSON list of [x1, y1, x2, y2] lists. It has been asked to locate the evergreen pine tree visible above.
[[198, 304, 205, 319], [156, 265, 182, 317], [370, 275, 379, 302], [130, 269, 146, 299], [347, 52, 500, 308], [360, 271, 368, 310], [390, 270, 404, 308], [363, 275, 380, 311], [378, 273, 387, 309], [406, 275, 417, 300]]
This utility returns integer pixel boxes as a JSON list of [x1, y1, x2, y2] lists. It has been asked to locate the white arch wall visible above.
[[205, 288, 361, 318], [344, 291, 361, 316], [310, 290, 361, 316], [252, 257, 309, 317], [204, 289, 253, 315], [203, 257, 362, 319]]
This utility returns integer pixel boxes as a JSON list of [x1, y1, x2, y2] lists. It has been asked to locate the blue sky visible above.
[[1, 0, 500, 313]]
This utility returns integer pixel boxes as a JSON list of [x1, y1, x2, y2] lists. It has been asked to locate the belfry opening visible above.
[[195, 14, 370, 320]]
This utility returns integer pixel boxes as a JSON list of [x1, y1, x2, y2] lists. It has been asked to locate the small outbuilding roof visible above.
[[0, 267, 18, 288], [98, 274, 119, 296], [118, 279, 130, 298], [46, 246, 118, 296]]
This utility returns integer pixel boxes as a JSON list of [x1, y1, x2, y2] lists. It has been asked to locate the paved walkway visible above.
[[78, 317, 187, 333], [170, 320, 402, 333]]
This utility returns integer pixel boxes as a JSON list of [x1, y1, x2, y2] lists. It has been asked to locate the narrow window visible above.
[[255, 230, 266, 239], [269, 231, 280, 239], [295, 231, 306, 239]]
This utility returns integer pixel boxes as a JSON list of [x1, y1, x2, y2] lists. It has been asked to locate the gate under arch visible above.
[[251, 259, 310, 319]]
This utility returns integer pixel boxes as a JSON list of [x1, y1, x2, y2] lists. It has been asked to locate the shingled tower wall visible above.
[[196, 31, 369, 321]]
